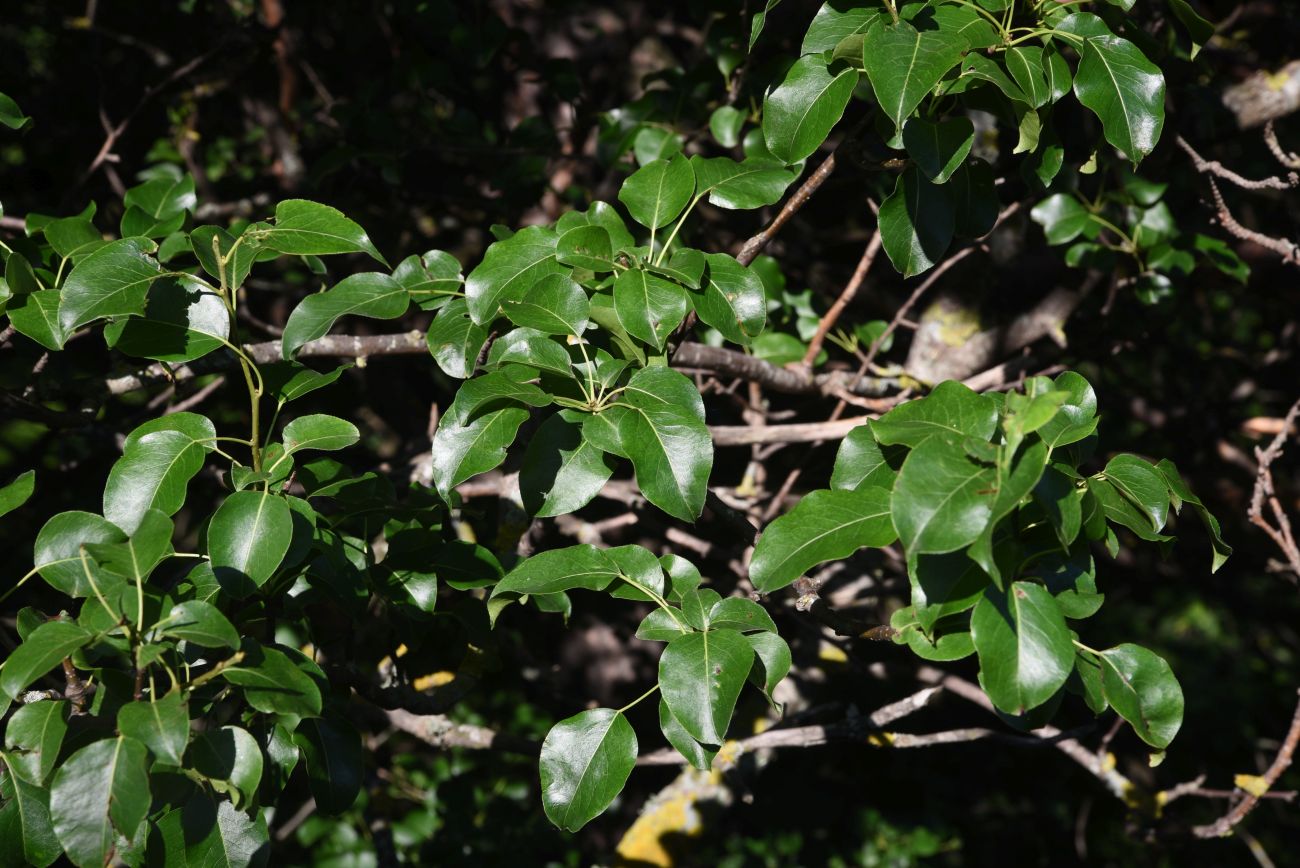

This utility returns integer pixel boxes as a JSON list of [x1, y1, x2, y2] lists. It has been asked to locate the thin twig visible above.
[[1177, 135, 1298, 191], [736, 153, 838, 266], [801, 230, 882, 366]]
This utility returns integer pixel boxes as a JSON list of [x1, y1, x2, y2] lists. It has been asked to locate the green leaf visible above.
[[121, 174, 196, 237], [59, 237, 167, 332], [0, 470, 35, 520], [32, 511, 127, 597], [873, 381, 998, 447], [6, 290, 67, 351], [104, 276, 230, 363], [878, 166, 956, 278], [1097, 644, 1183, 748], [618, 154, 695, 230], [1156, 459, 1231, 572], [487, 327, 575, 377], [444, 368, 551, 426], [614, 268, 688, 350], [430, 406, 529, 498], [619, 402, 712, 522], [395, 249, 463, 311], [709, 105, 746, 147], [659, 699, 717, 771], [49, 736, 150, 868], [117, 692, 189, 766], [691, 253, 767, 345], [910, 552, 989, 631], [160, 600, 240, 649], [426, 298, 488, 379], [556, 225, 615, 272], [802, 2, 887, 55], [293, 715, 363, 815], [1058, 15, 1165, 163], [751, 488, 896, 593], [124, 411, 218, 450], [971, 582, 1074, 714], [1035, 371, 1099, 447], [1005, 45, 1050, 108], [762, 55, 857, 164], [222, 640, 322, 717], [520, 410, 618, 517], [709, 597, 777, 633], [903, 117, 974, 184], [1102, 454, 1169, 532], [491, 544, 619, 599], [282, 413, 360, 455], [0, 92, 31, 130], [891, 435, 998, 557], [465, 225, 564, 325], [254, 199, 386, 264], [539, 708, 637, 832], [503, 273, 590, 336], [164, 796, 270, 868], [1030, 193, 1091, 245], [659, 629, 754, 744], [0, 751, 60, 867], [190, 726, 264, 810], [862, 22, 967, 131], [261, 362, 351, 406], [84, 509, 173, 591], [4, 701, 69, 785], [102, 429, 208, 535], [44, 213, 105, 260], [746, 631, 791, 705], [1, 620, 92, 700], [280, 272, 409, 359], [191, 224, 259, 290], [1167, 0, 1214, 58], [830, 423, 898, 492], [1033, 465, 1083, 549], [633, 127, 683, 165], [749, 0, 783, 50], [208, 491, 293, 589], [690, 156, 797, 211]]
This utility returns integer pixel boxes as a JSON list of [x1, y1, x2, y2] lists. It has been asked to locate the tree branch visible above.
[[735, 152, 838, 266]]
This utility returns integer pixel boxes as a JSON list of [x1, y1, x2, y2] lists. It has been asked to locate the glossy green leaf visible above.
[[444, 368, 551, 426], [1097, 643, 1184, 748], [0, 470, 35, 520], [878, 166, 955, 277], [491, 544, 619, 599], [1167, 0, 1214, 58], [121, 174, 196, 237], [830, 423, 897, 492], [163, 796, 270, 868], [395, 249, 463, 310], [32, 511, 127, 597], [659, 629, 754, 744], [293, 715, 363, 815], [1156, 459, 1231, 572], [487, 327, 575, 377], [903, 117, 974, 184], [117, 692, 189, 766], [618, 154, 695, 230], [1033, 465, 1083, 549], [862, 22, 966, 131], [430, 406, 529, 498], [618, 402, 712, 522], [709, 597, 777, 633], [1006, 46, 1050, 108], [747, 631, 791, 705], [0, 750, 60, 867], [539, 708, 637, 832], [872, 380, 998, 447], [503, 273, 590, 336], [221, 641, 322, 717], [892, 436, 997, 556], [102, 429, 208, 535], [1035, 371, 1099, 447], [0, 92, 31, 130], [105, 276, 229, 363], [971, 582, 1074, 714], [623, 365, 706, 420], [208, 491, 293, 588], [751, 488, 896, 593], [709, 105, 746, 147], [4, 701, 69, 785], [426, 298, 488, 379], [690, 156, 797, 211], [910, 552, 989, 632], [691, 253, 767, 344], [465, 225, 564, 324], [191, 224, 260, 290], [281, 272, 409, 358], [282, 413, 360, 454], [59, 238, 166, 332], [191, 726, 264, 810], [520, 410, 617, 517], [802, 1, 887, 54], [659, 699, 716, 771], [1, 620, 92, 700], [49, 736, 150, 868], [613, 268, 688, 349], [1102, 454, 1169, 532], [1030, 193, 1091, 246], [254, 199, 386, 263], [6, 290, 67, 350], [160, 600, 240, 649], [556, 225, 615, 272], [1059, 15, 1165, 163], [762, 55, 857, 164]]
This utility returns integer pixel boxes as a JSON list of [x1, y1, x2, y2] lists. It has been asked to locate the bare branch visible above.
[[1177, 135, 1298, 191], [1247, 397, 1300, 578], [801, 230, 882, 366], [736, 153, 838, 266], [1206, 178, 1300, 266]]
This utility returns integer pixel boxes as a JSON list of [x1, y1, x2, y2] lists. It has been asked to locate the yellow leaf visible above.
[[1235, 774, 1270, 797]]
